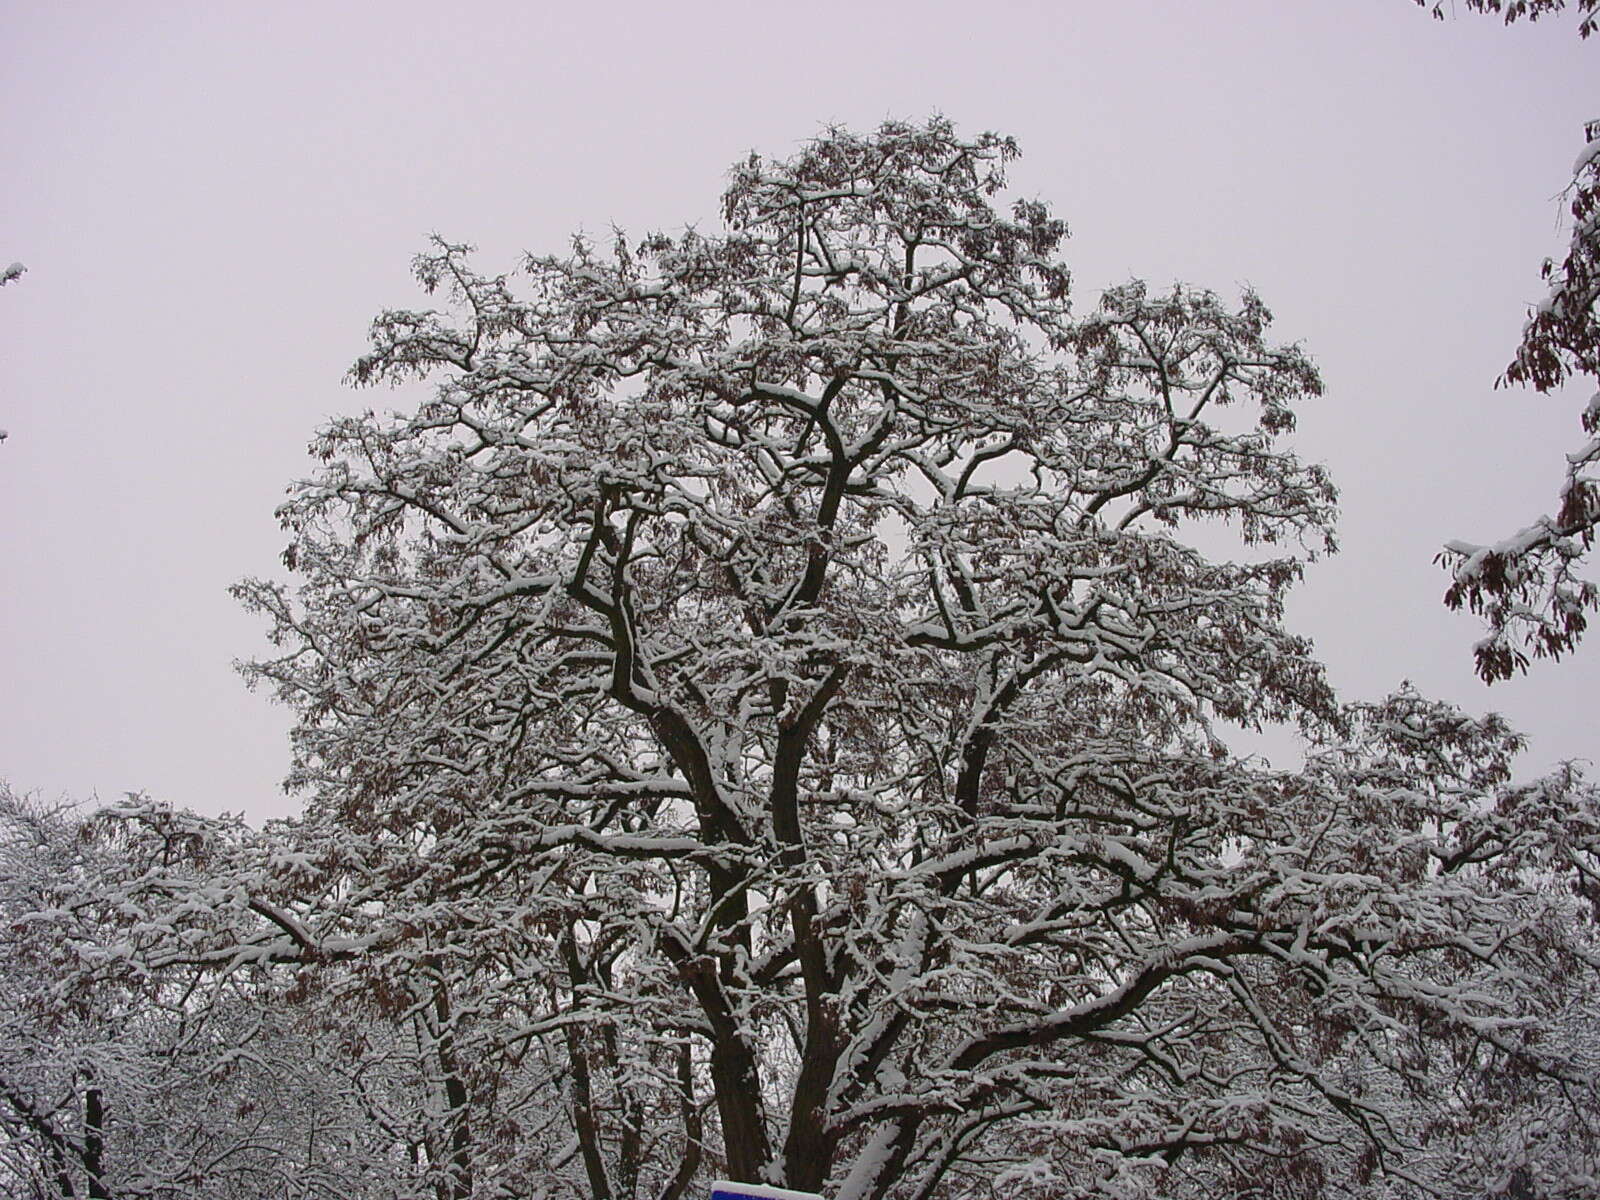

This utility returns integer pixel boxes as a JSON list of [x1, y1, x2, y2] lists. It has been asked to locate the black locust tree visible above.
[[235, 119, 1600, 1198]]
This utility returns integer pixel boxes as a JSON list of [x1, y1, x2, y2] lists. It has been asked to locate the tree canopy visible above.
[[5, 117, 1599, 1200]]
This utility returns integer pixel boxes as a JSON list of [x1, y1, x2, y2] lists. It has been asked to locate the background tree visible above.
[[225, 118, 1600, 1198], [1414, 0, 1600, 677], [0, 785, 420, 1199], [1414, 0, 1597, 38], [1441, 116, 1600, 679]]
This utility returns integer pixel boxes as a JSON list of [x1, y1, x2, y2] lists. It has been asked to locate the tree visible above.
[[0, 785, 424, 1200], [1409, 0, 1600, 677], [0, 788, 120, 1200], [1413, 0, 1597, 38], [1440, 116, 1600, 679], [225, 117, 1600, 1198]]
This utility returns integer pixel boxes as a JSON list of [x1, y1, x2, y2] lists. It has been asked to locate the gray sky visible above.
[[2, 0, 1595, 821]]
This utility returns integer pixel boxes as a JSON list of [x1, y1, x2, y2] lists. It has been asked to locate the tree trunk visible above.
[[432, 990, 474, 1200], [709, 1035, 771, 1184], [83, 1085, 107, 1199]]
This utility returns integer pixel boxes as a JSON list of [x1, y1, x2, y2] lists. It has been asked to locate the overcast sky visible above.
[[2, 0, 1595, 821]]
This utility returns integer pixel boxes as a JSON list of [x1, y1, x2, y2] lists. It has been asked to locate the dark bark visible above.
[[431, 990, 474, 1200], [83, 1086, 106, 1200], [771, 677, 849, 1191], [709, 1036, 772, 1184], [560, 932, 614, 1200], [657, 1043, 703, 1200]]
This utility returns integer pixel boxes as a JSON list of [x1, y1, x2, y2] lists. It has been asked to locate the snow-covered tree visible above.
[[1409, 0, 1600, 677], [218, 118, 1600, 1198], [1441, 117, 1600, 680], [0, 786, 420, 1199]]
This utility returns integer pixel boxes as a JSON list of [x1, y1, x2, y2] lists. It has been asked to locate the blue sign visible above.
[[711, 1182, 824, 1200]]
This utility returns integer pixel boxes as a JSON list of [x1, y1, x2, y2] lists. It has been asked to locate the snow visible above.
[[1573, 136, 1600, 176]]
